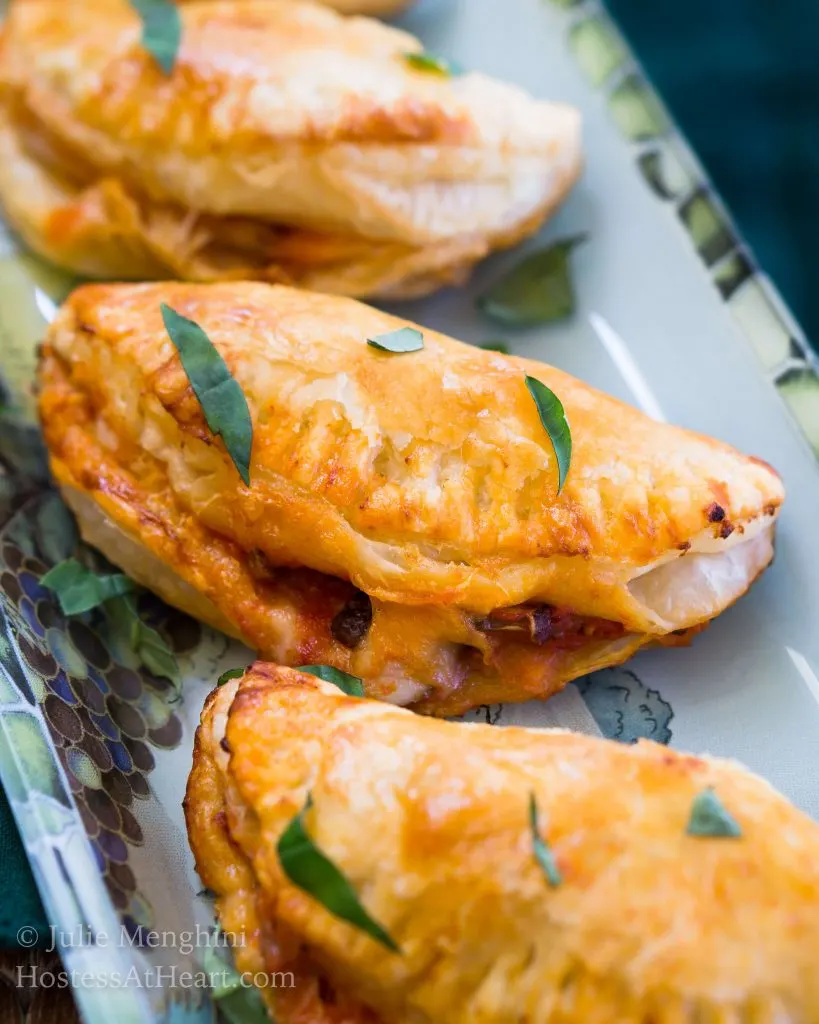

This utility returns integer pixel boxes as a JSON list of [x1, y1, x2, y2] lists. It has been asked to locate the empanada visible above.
[[0, 0, 580, 299], [38, 281, 783, 714], [184, 664, 819, 1022]]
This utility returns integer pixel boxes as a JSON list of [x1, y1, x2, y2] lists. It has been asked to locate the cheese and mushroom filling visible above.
[[57, 476, 642, 714], [56, 465, 773, 716]]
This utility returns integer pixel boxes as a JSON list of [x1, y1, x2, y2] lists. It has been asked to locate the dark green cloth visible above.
[[607, 0, 818, 348], [0, 784, 47, 947], [1, 0, 817, 949]]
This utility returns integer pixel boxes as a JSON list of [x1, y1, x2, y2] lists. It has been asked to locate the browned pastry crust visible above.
[[184, 664, 819, 1023], [38, 281, 783, 714], [0, 0, 581, 298]]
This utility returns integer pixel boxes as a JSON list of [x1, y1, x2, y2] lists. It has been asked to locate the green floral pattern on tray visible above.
[[568, 14, 626, 85], [777, 368, 819, 455], [0, 463, 212, 1021]]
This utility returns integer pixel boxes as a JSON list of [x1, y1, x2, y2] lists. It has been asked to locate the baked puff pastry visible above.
[[0, 0, 580, 299], [184, 664, 819, 1023], [38, 281, 784, 714]]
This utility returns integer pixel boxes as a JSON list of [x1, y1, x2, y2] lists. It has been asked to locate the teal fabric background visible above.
[[608, 0, 818, 348], [0, 785, 48, 946], [1, 0, 817, 949]]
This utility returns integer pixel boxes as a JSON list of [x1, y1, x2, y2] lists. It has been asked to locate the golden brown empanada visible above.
[[0, 0, 580, 299], [184, 664, 819, 1023], [38, 281, 783, 714]]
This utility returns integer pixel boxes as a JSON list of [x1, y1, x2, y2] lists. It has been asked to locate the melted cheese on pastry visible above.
[[0, 0, 580, 298], [38, 282, 783, 713], [184, 665, 819, 1023]]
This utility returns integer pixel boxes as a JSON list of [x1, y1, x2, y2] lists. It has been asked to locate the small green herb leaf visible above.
[[480, 341, 510, 354], [210, 978, 270, 1024], [686, 788, 742, 838], [200, 945, 270, 1024], [299, 665, 365, 697], [476, 236, 586, 326], [41, 559, 135, 615], [529, 793, 562, 888], [403, 51, 462, 77], [41, 562, 178, 690], [161, 304, 253, 485], [129, 0, 182, 75], [136, 616, 180, 687], [367, 327, 424, 354], [105, 595, 181, 690], [217, 667, 246, 687], [278, 795, 399, 952], [524, 376, 572, 493]]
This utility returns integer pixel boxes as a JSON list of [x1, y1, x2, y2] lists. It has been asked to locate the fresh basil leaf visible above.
[[129, 0, 182, 75], [211, 980, 270, 1024], [524, 376, 572, 493], [367, 327, 424, 354], [106, 595, 181, 690], [480, 341, 510, 354], [101, 590, 141, 653], [217, 667, 246, 687], [278, 795, 399, 953], [476, 236, 586, 326], [403, 51, 462, 77], [686, 788, 742, 838], [160, 304, 253, 486], [528, 793, 562, 888], [41, 559, 135, 615], [135, 615, 180, 688], [200, 945, 270, 1024], [298, 665, 365, 697]]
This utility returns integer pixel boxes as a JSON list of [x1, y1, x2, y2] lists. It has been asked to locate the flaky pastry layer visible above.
[[185, 665, 819, 1023]]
